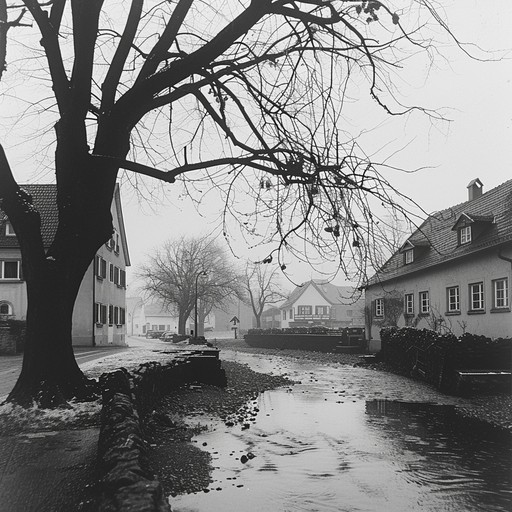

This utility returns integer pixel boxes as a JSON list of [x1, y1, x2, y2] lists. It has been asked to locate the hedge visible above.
[[379, 327, 512, 393]]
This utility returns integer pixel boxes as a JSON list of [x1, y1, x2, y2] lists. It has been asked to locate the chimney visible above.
[[467, 178, 483, 201]]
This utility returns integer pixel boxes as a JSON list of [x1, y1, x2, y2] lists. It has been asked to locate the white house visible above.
[[364, 178, 512, 351], [279, 280, 364, 329], [0, 183, 130, 347]]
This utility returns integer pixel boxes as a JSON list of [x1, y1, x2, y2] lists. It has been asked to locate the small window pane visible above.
[[3, 261, 19, 279]]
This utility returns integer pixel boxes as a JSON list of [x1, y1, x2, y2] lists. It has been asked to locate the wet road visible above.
[[170, 349, 512, 512], [0, 347, 128, 399]]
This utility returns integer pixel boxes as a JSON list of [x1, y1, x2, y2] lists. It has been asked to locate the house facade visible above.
[[0, 184, 130, 347], [279, 280, 364, 329], [364, 179, 512, 351], [128, 300, 180, 336]]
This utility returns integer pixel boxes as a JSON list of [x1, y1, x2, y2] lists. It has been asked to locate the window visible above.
[[108, 305, 114, 325], [119, 269, 126, 288], [95, 303, 107, 324], [469, 282, 485, 311], [0, 260, 21, 280], [404, 293, 414, 315], [5, 222, 15, 236], [374, 298, 384, 318], [315, 305, 329, 316], [419, 291, 430, 314], [94, 303, 101, 324], [289, 309, 293, 319], [297, 305, 312, 316], [0, 303, 11, 315], [283, 310, 287, 320], [447, 286, 460, 312], [158, 324, 165, 331], [100, 304, 107, 324], [404, 249, 414, 264], [459, 226, 472, 245], [114, 266, 120, 285], [493, 278, 509, 309], [346, 310, 353, 317], [120, 308, 126, 325], [109, 263, 114, 282], [115, 233, 120, 253], [95, 256, 107, 279]]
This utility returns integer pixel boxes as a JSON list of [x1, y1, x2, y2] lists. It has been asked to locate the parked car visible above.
[[145, 330, 161, 339], [161, 331, 177, 342]]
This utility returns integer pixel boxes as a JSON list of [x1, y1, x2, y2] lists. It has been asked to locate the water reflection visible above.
[[170, 362, 511, 512]]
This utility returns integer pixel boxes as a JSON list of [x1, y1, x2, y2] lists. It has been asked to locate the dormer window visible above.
[[5, 222, 15, 236], [459, 226, 472, 245], [404, 249, 414, 264]]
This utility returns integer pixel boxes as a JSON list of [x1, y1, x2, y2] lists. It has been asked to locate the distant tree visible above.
[[0, 1, 459, 405], [243, 262, 286, 328], [138, 236, 243, 335]]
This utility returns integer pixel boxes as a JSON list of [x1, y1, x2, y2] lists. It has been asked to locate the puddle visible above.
[[169, 353, 511, 512]]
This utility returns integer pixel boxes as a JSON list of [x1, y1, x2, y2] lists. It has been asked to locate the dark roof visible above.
[[280, 280, 360, 309], [367, 179, 512, 287], [0, 184, 58, 248]]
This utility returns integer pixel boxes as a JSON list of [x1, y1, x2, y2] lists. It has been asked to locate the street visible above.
[[0, 345, 129, 400]]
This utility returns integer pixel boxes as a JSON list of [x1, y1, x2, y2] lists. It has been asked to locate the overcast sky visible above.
[[2, 1, 511, 291], [121, 1, 512, 289]]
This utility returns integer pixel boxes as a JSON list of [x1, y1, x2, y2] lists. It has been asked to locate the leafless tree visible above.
[[243, 262, 286, 328], [139, 236, 243, 335], [0, 1, 459, 405]]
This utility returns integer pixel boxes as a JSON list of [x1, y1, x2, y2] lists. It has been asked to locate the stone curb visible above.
[[96, 351, 227, 511]]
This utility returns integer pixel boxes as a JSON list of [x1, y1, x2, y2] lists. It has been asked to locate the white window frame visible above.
[[404, 293, 414, 315], [5, 222, 16, 236], [404, 249, 414, 265], [459, 226, 472, 245], [419, 291, 430, 314], [447, 286, 460, 312], [297, 305, 312, 316], [315, 305, 329, 316], [469, 282, 485, 311], [493, 278, 509, 309], [0, 260, 21, 280], [374, 298, 384, 318]]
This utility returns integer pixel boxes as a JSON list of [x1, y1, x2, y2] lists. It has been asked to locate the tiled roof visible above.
[[0, 184, 58, 248], [367, 179, 512, 287]]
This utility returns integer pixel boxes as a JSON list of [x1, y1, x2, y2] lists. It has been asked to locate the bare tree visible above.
[[139, 236, 243, 335], [0, 1, 458, 405], [243, 262, 286, 328]]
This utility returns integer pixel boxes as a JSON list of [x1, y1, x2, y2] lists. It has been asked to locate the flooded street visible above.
[[170, 350, 511, 512]]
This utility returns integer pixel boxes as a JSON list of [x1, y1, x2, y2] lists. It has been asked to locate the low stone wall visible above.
[[97, 349, 227, 512], [97, 368, 169, 512], [244, 334, 342, 352]]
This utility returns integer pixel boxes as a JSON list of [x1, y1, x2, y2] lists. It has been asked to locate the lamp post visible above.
[[194, 270, 207, 339]]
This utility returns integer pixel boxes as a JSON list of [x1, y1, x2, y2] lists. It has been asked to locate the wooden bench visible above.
[[455, 370, 511, 394]]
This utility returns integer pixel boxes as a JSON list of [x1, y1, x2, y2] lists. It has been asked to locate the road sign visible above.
[[230, 316, 240, 325]]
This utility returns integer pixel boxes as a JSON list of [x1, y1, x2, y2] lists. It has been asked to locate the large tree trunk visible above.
[[7, 258, 98, 407]]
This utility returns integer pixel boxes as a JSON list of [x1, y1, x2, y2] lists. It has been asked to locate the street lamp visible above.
[[194, 270, 207, 339]]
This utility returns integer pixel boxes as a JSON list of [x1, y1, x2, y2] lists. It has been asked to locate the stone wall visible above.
[[97, 350, 227, 512]]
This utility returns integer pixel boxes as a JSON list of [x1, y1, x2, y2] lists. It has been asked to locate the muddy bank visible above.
[[145, 360, 293, 497]]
